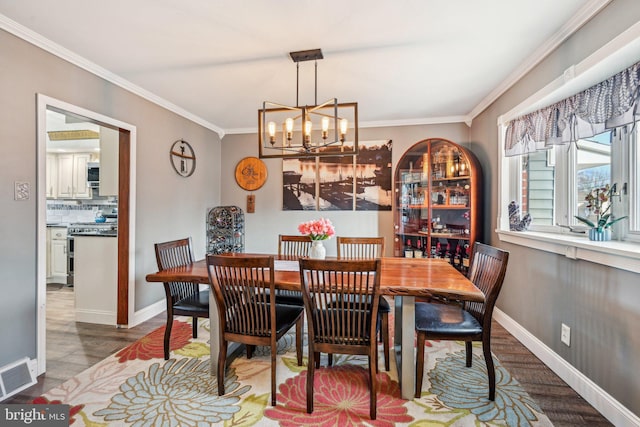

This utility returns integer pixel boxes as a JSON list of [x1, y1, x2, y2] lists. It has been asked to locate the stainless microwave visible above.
[[87, 162, 100, 187]]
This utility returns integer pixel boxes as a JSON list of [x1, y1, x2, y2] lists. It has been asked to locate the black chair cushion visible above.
[[274, 304, 305, 335], [312, 309, 374, 342], [174, 290, 209, 315], [225, 303, 303, 336], [415, 302, 482, 337]]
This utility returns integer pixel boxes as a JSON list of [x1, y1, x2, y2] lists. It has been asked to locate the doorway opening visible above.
[[36, 94, 136, 375]]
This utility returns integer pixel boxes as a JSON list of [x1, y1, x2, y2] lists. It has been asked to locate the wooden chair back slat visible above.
[[279, 234, 313, 258], [337, 236, 385, 259]]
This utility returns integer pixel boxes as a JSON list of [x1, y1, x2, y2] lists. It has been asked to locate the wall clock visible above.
[[170, 139, 196, 177], [235, 156, 268, 191]]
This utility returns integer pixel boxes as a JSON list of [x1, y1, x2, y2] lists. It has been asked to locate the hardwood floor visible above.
[[7, 284, 165, 404], [7, 285, 613, 426]]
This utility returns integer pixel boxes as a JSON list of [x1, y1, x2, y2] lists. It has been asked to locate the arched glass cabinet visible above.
[[393, 138, 482, 272]]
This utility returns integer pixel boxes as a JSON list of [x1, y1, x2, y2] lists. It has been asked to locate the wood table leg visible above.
[[394, 295, 415, 399]]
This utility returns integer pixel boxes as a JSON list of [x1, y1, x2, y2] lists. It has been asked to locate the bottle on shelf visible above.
[[432, 216, 442, 232], [414, 239, 423, 258], [404, 238, 413, 258], [444, 242, 452, 264], [462, 243, 471, 270], [453, 243, 462, 268]]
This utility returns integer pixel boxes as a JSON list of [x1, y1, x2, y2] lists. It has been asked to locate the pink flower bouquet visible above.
[[298, 218, 335, 241]]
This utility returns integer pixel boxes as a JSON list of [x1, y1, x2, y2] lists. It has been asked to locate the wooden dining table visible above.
[[145, 254, 484, 400]]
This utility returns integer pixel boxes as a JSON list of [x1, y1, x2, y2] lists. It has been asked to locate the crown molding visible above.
[[0, 14, 225, 139], [225, 115, 472, 135], [468, 0, 613, 120]]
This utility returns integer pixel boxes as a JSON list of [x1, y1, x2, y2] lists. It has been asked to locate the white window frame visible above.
[[496, 24, 640, 274]]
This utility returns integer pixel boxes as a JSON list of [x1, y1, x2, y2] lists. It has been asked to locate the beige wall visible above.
[[0, 28, 221, 366]]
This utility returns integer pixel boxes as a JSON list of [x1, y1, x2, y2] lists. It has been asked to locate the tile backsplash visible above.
[[47, 199, 117, 224]]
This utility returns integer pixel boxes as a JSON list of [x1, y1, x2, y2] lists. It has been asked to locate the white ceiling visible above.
[[0, 1, 610, 137]]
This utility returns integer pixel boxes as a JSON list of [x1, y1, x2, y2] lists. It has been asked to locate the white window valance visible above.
[[505, 61, 640, 156]]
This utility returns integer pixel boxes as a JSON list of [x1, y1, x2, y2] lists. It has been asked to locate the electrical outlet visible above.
[[561, 323, 571, 346]]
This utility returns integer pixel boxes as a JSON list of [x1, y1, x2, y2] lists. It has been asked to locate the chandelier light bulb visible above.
[[340, 118, 348, 142], [304, 120, 312, 144], [285, 118, 294, 141], [268, 121, 276, 145], [321, 117, 329, 140]]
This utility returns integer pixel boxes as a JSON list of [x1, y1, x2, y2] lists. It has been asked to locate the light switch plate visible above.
[[14, 181, 30, 201]]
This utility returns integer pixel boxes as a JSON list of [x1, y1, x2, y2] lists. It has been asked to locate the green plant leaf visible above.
[[606, 216, 628, 227], [574, 216, 595, 228]]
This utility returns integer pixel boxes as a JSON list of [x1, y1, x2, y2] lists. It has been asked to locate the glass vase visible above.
[[310, 240, 326, 259]]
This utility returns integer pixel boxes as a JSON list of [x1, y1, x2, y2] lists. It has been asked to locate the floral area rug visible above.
[[36, 317, 553, 426]]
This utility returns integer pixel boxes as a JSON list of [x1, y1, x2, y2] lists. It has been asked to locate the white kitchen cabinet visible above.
[[48, 226, 68, 282], [57, 153, 91, 198], [46, 228, 51, 278], [99, 126, 119, 196], [74, 235, 117, 325], [46, 154, 58, 198]]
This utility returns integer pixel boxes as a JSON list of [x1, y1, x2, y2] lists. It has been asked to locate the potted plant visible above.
[[574, 184, 626, 241]]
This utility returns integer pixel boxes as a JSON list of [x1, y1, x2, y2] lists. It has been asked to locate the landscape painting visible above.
[[354, 139, 392, 211], [282, 140, 392, 211], [282, 158, 317, 210], [317, 155, 355, 210]]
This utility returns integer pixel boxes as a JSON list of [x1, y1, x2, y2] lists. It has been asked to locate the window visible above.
[[507, 126, 635, 237], [497, 31, 640, 272], [523, 150, 555, 227], [575, 132, 612, 227]]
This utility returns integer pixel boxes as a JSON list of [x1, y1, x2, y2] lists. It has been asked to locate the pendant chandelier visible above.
[[258, 49, 359, 159]]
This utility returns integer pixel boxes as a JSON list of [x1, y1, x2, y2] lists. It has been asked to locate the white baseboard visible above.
[[74, 309, 116, 325], [127, 299, 166, 328], [494, 308, 640, 427]]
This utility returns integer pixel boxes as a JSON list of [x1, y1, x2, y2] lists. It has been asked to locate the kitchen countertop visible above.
[[72, 232, 117, 237]]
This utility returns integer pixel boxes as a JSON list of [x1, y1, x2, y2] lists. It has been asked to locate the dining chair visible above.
[[279, 234, 313, 258], [414, 242, 509, 400], [154, 237, 209, 360], [274, 234, 312, 306], [336, 236, 390, 371], [207, 254, 304, 406], [299, 258, 382, 420]]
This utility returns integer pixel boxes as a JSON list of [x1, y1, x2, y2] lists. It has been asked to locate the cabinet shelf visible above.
[[431, 176, 470, 182], [396, 231, 471, 240], [398, 204, 469, 210], [431, 205, 469, 209], [430, 233, 470, 240]]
